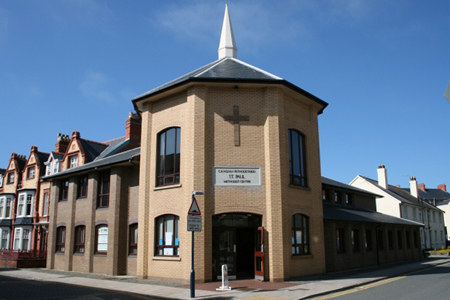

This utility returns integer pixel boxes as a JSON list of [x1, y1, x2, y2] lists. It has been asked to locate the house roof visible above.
[[417, 188, 450, 201], [37, 152, 50, 176], [358, 176, 442, 212], [44, 147, 140, 179], [132, 57, 328, 114], [79, 139, 109, 163], [322, 176, 382, 198], [323, 202, 423, 226]]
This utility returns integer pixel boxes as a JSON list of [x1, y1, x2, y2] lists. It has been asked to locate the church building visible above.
[[133, 4, 328, 282]]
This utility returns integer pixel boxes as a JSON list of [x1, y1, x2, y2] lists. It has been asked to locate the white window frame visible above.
[[70, 156, 78, 169], [13, 227, 31, 251], [0, 174, 3, 187], [28, 166, 35, 179], [43, 192, 49, 217], [0, 228, 10, 250], [0, 197, 13, 219], [17, 191, 34, 218]]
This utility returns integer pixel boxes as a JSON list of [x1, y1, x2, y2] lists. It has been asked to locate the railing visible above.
[[0, 249, 47, 259]]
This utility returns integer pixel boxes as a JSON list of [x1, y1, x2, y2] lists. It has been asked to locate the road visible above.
[[311, 262, 450, 300], [0, 274, 162, 300]]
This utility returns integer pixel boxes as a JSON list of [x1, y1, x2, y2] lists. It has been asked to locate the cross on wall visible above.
[[223, 105, 249, 146]]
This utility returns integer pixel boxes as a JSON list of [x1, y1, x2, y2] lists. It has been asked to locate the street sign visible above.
[[188, 196, 201, 215], [187, 215, 202, 231]]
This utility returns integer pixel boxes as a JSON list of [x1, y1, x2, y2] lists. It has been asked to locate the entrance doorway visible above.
[[212, 213, 262, 280]]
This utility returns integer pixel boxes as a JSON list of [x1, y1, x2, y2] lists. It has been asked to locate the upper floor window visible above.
[[322, 189, 328, 202], [74, 226, 86, 254], [0, 197, 12, 219], [288, 129, 307, 187], [334, 192, 340, 204], [97, 171, 110, 208], [56, 226, 66, 253], [69, 155, 78, 169], [345, 194, 352, 205], [418, 209, 422, 221], [155, 215, 179, 256], [402, 206, 408, 218], [27, 166, 35, 179], [292, 214, 310, 255], [129, 223, 138, 255], [0, 174, 3, 187], [7, 172, 14, 184], [59, 180, 69, 201], [17, 193, 33, 218], [95, 225, 108, 254], [156, 127, 181, 187], [43, 192, 49, 217], [78, 175, 88, 199]]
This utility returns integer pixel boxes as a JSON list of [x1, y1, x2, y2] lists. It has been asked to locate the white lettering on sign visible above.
[[213, 166, 261, 186], [187, 215, 202, 232]]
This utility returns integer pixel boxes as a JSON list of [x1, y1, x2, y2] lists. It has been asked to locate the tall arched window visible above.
[[156, 127, 181, 186], [155, 215, 179, 256], [288, 129, 307, 187], [292, 214, 310, 255]]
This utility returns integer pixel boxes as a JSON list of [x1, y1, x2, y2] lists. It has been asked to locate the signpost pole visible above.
[[189, 191, 203, 298], [190, 227, 195, 298]]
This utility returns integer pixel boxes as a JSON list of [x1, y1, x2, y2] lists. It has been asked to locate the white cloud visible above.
[[80, 70, 117, 103]]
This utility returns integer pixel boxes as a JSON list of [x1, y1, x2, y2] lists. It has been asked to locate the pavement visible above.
[[0, 257, 449, 300]]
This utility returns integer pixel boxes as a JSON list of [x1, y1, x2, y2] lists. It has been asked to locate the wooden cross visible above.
[[223, 105, 249, 146]]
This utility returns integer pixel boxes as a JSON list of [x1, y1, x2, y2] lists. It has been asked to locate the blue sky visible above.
[[0, 0, 449, 189]]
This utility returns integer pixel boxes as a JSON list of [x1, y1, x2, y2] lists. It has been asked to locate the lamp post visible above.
[[190, 190, 203, 298]]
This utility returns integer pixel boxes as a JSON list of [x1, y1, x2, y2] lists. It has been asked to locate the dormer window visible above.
[[7, 173, 14, 184], [70, 156, 78, 169], [53, 161, 60, 174], [27, 167, 35, 179]]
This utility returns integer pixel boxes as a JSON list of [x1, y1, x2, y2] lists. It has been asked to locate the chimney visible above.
[[438, 184, 447, 192], [377, 165, 388, 189], [30, 145, 38, 153], [418, 183, 425, 191], [125, 112, 141, 146], [55, 133, 70, 154], [410, 176, 418, 198]]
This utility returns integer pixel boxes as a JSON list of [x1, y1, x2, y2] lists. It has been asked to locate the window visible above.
[[0, 198, 4, 218], [292, 214, 310, 255], [397, 230, 403, 249], [0, 229, 9, 249], [43, 192, 49, 217], [78, 175, 88, 199], [74, 226, 85, 254], [7, 172, 14, 184], [418, 209, 422, 221], [351, 229, 360, 252], [345, 194, 352, 205], [56, 227, 66, 253], [0, 197, 12, 218], [0, 174, 3, 187], [27, 166, 35, 179], [156, 127, 181, 186], [155, 215, 179, 256], [69, 155, 78, 169], [129, 224, 138, 255], [13, 228, 30, 251], [322, 189, 328, 201], [336, 228, 345, 253], [17, 194, 25, 216], [365, 229, 373, 251], [97, 171, 110, 208], [433, 212, 436, 222], [95, 225, 108, 254], [288, 129, 307, 187], [17, 193, 33, 218], [402, 206, 408, 218], [334, 192, 340, 204], [388, 230, 394, 250], [59, 180, 69, 201], [413, 208, 417, 220]]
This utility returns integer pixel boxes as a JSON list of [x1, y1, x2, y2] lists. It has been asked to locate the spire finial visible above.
[[218, 2, 237, 59]]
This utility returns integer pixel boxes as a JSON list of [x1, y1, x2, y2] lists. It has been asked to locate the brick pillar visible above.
[[107, 167, 122, 275], [46, 181, 60, 269]]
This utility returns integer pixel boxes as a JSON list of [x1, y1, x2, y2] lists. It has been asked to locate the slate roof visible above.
[[132, 57, 328, 113], [79, 139, 109, 163], [0, 169, 5, 176], [37, 152, 50, 177], [359, 176, 442, 212], [417, 188, 450, 201], [44, 147, 140, 179], [323, 202, 423, 226], [322, 176, 382, 198], [94, 137, 127, 161]]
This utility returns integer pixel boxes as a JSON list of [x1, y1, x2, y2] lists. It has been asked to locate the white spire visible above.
[[218, 3, 237, 59]]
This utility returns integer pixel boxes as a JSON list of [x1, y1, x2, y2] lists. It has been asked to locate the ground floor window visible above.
[[96, 225, 108, 254], [74, 226, 85, 253], [0, 228, 9, 249], [155, 215, 179, 256], [397, 230, 403, 249], [351, 229, 360, 252], [337, 228, 345, 253], [365, 229, 373, 251], [56, 227, 66, 253], [291, 214, 310, 255], [129, 224, 138, 255], [13, 227, 31, 251]]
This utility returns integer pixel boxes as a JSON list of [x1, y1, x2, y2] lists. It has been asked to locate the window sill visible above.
[[94, 253, 107, 257], [289, 184, 310, 191], [73, 253, 85, 256], [152, 256, 181, 261], [154, 183, 182, 191], [55, 252, 65, 255], [96, 207, 109, 211], [77, 197, 87, 201], [291, 254, 313, 259]]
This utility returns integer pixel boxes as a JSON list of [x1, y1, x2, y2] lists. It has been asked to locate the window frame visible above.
[[13, 227, 31, 251], [43, 192, 49, 217], [155, 215, 179, 257], [59, 180, 69, 202], [156, 127, 181, 187], [7, 172, 14, 184], [56, 226, 66, 253], [336, 228, 345, 253], [351, 229, 360, 252], [77, 175, 88, 199], [291, 214, 310, 256], [129, 223, 138, 255], [97, 171, 110, 208], [0, 228, 10, 250], [74, 226, 86, 254], [95, 225, 108, 254], [69, 155, 78, 169], [27, 166, 35, 179], [288, 129, 307, 187]]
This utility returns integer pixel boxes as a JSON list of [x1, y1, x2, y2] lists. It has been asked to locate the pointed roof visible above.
[[218, 3, 237, 59]]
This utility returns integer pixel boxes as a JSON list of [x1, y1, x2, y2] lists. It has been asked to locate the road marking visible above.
[[311, 276, 406, 299]]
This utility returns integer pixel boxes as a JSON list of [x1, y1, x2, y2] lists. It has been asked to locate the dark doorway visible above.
[[212, 213, 261, 281]]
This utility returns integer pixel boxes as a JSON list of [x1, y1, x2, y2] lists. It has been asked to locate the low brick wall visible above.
[[0, 250, 47, 269]]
